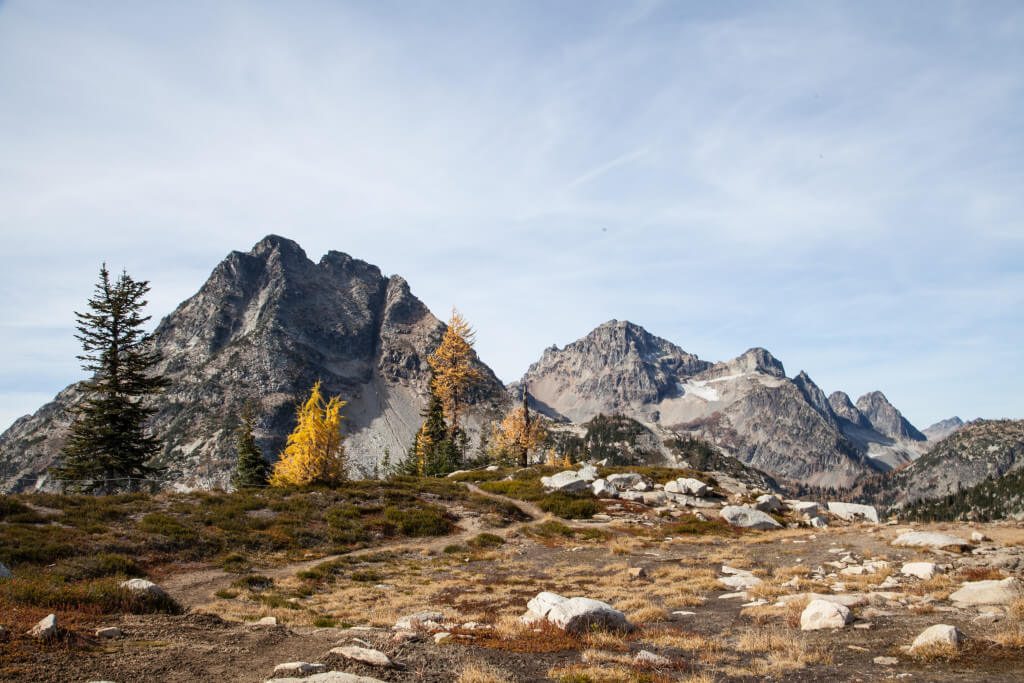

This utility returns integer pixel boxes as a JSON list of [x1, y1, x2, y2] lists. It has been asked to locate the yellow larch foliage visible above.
[[494, 406, 548, 464], [269, 381, 346, 487], [427, 308, 483, 434]]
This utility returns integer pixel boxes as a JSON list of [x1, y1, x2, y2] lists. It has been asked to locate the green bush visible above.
[[232, 574, 274, 591], [538, 494, 598, 519], [218, 552, 251, 573], [53, 553, 142, 580], [0, 575, 180, 614], [350, 569, 383, 583], [467, 533, 505, 549], [383, 505, 452, 537]]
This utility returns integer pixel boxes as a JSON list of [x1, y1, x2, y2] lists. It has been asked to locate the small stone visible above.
[[0, 562, 12, 580], [874, 656, 899, 665], [800, 599, 851, 630], [950, 578, 1023, 606], [273, 662, 326, 675], [391, 629, 419, 643], [28, 614, 57, 640], [719, 506, 782, 530], [754, 494, 783, 513], [120, 578, 169, 599], [909, 624, 961, 653], [95, 627, 122, 639], [807, 515, 828, 528], [256, 616, 278, 626], [971, 531, 990, 543], [393, 611, 445, 631], [854, 622, 872, 630], [634, 649, 670, 666], [433, 631, 452, 644], [329, 645, 393, 668], [901, 562, 940, 580], [627, 567, 648, 580]]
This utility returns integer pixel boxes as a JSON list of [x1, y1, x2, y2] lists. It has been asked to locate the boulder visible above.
[[949, 578, 1023, 606], [909, 624, 961, 653], [807, 516, 828, 528], [527, 591, 566, 618], [718, 572, 761, 590], [266, 673, 388, 683], [120, 578, 169, 599], [627, 567, 648, 580], [273, 663, 327, 675], [641, 491, 667, 506], [606, 473, 644, 490], [256, 616, 278, 626], [827, 502, 879, 524], [754, 495, 783, 513], [393, 611, 445, 631], [720, 506, 782, 530], [591, 479, 618, 498], [577, 464, 599, 482], [634, 650, 670, 666], [901, 562, 941, 580], [546, 597, 633, 634], [0, 562, 11, 580], [329, 646, 393, 668], [28, 614, 57, 640], [892, 532, 971, 552], [665, 478, 708, 497], [971, 531, 990, 543], [800, 599, 851, 630], [540, 470, 590, 494], [787, 501, 821, 516]]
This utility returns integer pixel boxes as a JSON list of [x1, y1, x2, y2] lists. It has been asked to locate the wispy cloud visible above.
[[0, 0, 1022, 429]]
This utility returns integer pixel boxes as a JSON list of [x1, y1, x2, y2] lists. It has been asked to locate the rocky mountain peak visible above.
[[793, 371, 837, 427], [828, 391, 872, 429], [923, 416, 966, 442], [856, 391, 926, 442], [714, 347, 786, 378]]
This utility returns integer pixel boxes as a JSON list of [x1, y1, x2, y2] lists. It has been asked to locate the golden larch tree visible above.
[[493, 406, 548, 466], [270, 381, 346, 487], [427, 308, 483, 437]]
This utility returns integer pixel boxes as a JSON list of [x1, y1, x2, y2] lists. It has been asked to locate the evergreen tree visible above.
[[428, 309, 483, 441], [54, 265, 168, 492], [270, 381, 346, 487], [232, 407, 268, 488], [409, 390, 460, 476]]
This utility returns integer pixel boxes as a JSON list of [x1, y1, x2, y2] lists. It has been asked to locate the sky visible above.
[[1, 0, 1022, 432]]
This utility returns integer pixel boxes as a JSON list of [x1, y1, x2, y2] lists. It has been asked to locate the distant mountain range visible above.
[[0, 236, 988, 496]]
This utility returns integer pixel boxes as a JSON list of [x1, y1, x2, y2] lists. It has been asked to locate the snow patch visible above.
[[679, 380, 719, 402]]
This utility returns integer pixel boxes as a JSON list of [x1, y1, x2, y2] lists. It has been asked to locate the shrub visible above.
[[538, 494, 598, 519], [383, 505, 452, 537], [0, 575, 180, 614], [232, 574, 274, 591], [350, 569, 383, 583], [53, 553, 142, 580], [468, 533, 505, 549], [218, 553, 251, 573]]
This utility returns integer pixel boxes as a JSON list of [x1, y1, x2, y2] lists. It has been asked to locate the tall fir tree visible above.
[[232, 406, 269, 489], [407, 389, 460, 476], [54, 265, 169, 492], [427, 309, 483, 441]]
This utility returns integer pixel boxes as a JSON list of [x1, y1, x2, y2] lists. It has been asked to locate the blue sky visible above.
[[1, 0, 1022, 431]]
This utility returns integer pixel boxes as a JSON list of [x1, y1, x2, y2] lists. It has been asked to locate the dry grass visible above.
[[727, 627, 832, 675], [990, 598, 1024, 649], [642, 628, 721, 653], [909, 642, 960, 661], [957, 567, 1007, 581], [457, 661, 515, 683], [740, 595, 810, 627], [905, 573, 954, 600], [609, 537, 645, 555], [547, 664, 658, 683], [580, 648, 633, 665]]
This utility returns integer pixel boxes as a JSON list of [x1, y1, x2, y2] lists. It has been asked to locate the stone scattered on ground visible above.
[[634, 649, 671, 666], [720, 505, 782, 530], [827, 502, 880, 524], [329, 646, 394, 668], [800, 599, 852, 630], [432, 632, 451, 644], [273, 662, 327, 675], [665, 477, 708, 497], [901, 561, 941, 580], [718, 565, 762, 589], [628, 567, 648, 580], [120, 578, 170, 599], [892, 531, 972, 552], [909, 624, 962, 653], [256, 616, 278, 626], [949, 577, 1023, 606], [0, 562, 12, 579], [874, 656, 899, 666], [523, 592, 632, 634], [754, 494, 783, 512], [592, 478, 617, 498], [267, 673, 388, 683], [28, 614, 57, 640], [540, 470, 590, 493], [393, 611, 445, 631], [971, 531, 991, 543]]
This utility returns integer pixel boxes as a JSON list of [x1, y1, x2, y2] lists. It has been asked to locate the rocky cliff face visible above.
[[923, 417, 965, 442], [518, 321, 927, 487], [881, 420, 1024, 506], [855, 391, 926, 443], [0, 236, 506, 492]]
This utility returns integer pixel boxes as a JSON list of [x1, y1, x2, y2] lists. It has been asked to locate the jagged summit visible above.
[[856, 391, 926, 442], [923, 416, 965, 442], [0, 236, 506, 492]]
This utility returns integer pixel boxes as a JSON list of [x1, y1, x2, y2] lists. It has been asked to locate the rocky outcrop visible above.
[[0, 236, 507, 491], [855, 391, 926, 442], [923, 417, 965, 442]]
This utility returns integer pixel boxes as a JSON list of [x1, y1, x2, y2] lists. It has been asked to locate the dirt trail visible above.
[[163, 482, 589, 609]]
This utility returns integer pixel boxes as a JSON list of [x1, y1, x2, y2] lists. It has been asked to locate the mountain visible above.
[[0, 236, 507, 492], [517, 321, 925, 487], [877, 419, 1024, 508], [923, 416, 965, 442], [855, 391, 926, 442], [826, 391, 925, 471]]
